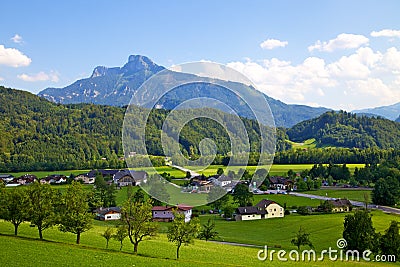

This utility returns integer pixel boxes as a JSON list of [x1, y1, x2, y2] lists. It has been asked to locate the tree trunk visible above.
[[106, 240, 109, 249], [176, 244, 181, 259], [13, 223, 18, 236], [133, 242, 138, 254], [120, 241, 123, 251], [38, 227, 43, 240], [76, 231, 81, 244]]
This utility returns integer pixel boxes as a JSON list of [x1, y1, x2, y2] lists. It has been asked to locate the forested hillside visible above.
[[287, 111, 400, 149], [0, 86, 289, 172]]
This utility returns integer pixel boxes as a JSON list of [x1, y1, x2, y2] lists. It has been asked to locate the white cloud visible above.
[[260, 39, 288, 50], [17, 71, 59, 82], [228, 45, 400, 110], [227, 57, 335, 103], [0, 45, 31, 67], [371, 29, 400, 38], [382, 47, 400, 72], [327, 47, 382, 79], [11, 34, 23, 44], [308, 33, 369, 52]]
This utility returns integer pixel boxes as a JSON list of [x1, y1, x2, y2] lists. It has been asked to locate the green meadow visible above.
[[0, 210, 398, 266], [303, 189, 373, 203]]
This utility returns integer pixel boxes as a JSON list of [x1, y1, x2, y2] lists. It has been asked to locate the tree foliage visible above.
[[120, 198, 158, 254], [167, 213, 200, 259], [372, 177, 400, 206], [343, 210, 378, 252], [113, 225, 128, 251], [26, 182, 58, 240], [232, 183, 253, 207], [0, 187, 28, 235], [101, 227, 114, 249], [379, 221, 400, 258], [198, 218, 219, 241], [59, 181, 93, 244], [291, 226, 313, 250]]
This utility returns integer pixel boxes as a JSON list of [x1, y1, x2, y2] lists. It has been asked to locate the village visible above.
[[0, 168, 354, 224]]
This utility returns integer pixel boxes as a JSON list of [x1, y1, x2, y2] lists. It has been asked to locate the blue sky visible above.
[[1, 0, 400, 110]]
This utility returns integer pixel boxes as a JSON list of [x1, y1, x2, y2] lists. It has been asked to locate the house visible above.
[[235, 199, 285, 221], [74, 173, 95, 184], [255, 199, 285, 218], [40, 174, 67, 184], [113, 170, 148, 186], [329, 199, 352, 212], [113, 170, 136, 186], [268, 176, 294, 191], [152, 205, 193, 222], [88, 169, 119, 180], [95, 207, 121, 221], [0, 174, 14, 183], [235, 206, 265, 221], [189, 175, 214, 193], [8, 174, 37, 186]]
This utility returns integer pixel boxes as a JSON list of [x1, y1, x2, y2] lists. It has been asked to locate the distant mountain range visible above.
[[38, 55, 329, 128], [352, 102, 400, 120]]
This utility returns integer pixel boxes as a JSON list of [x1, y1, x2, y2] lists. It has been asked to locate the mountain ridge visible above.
[[352, 102, 400, 120], [38, 55, 330, 128]]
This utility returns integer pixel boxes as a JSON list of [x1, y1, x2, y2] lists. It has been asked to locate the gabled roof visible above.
[[113, 170, 147, 181], [255, 199, 277, 208], [95, 207, 121, 215], [236, 206, 266, 215], [152, 204, 193, 212], [269, 176, 293, 185], [0, 174, 14, 179], [329, 199, 352, 207], [88, 169, 119, 178]]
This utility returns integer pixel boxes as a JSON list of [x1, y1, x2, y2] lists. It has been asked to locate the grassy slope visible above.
[[0, 210, 398, 266]]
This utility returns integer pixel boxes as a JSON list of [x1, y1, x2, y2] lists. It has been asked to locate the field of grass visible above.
[[198, 210, 400, 252], [5, 163, 367, 180], [303, 189, 373, 203], [287, 138, 317, 149], [193, 164, 366, 177], [1, 209, 398, 266], [6, 166, 186, 179]]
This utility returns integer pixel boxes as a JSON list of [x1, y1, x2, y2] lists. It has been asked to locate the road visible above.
[[167, 164, 201, 178], [289, 192, 400, 215]]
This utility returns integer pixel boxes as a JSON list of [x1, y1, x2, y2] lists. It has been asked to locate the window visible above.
[[154, 212, 157, 215], [274, 208, 276, 212], [106, 215, 111, 219]]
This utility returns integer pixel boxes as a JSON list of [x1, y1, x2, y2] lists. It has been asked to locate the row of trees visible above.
[[0, 182, 92, 243]]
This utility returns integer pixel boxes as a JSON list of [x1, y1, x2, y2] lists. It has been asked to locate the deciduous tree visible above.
[[26, 182, 58, 240], [101, 227, 114, 249], [291, 226, 313, 250], [343, 210, 378, 252], [167, 213, 200, 259], [121, 198, 158, 254], [113, 225, 128, 251], [0, 188, 28, 235], [59, 181, 93, 244], [232, 183, 253, 207], [379, 221, 400, 258]]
